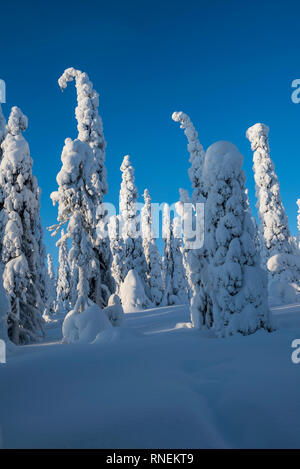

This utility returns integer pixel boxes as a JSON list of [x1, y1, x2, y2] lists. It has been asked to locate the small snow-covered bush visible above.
[[62, 303, 112, 344], [103, 294, 125, 327], [120, 269, 150, 313]]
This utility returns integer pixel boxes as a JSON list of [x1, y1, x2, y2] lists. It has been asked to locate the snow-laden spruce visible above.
[[246, 123, 294, 259], [57, 68, 113, 307], [172, 112, 206, 315], [47, 254, 56, 314], [56, 229, 71, 313], [172, 111, 206, 203], [246, 123, 300, 303], [119, 155, 148, 291], [196, 141, 272, 337], [51, 138, 97, 313], [141, 189, 163, 305], [108, 215, 125, 293], [0, 107, 45, 344], [161, 204, 188, 306]]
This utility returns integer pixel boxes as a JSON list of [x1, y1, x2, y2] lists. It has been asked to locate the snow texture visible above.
[[1, 302, 299, 448]]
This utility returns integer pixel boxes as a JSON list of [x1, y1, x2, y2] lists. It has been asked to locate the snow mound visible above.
[[62, 304, 112, 344], [103, 294, 125, 327], [120, 269, 150, 313], [92, 327, 143, 345]]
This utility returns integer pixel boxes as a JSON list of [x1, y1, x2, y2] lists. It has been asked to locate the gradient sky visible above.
[[1, 0, 300, 266]]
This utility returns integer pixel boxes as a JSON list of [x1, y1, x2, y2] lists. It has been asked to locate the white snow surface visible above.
[[0, 302, 300, 448]]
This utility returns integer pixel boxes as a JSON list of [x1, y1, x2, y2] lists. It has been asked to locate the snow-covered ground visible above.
[[1, 304, 300, 449]]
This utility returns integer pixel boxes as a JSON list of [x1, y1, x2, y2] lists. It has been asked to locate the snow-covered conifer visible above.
[[119, 155, 148, 290], [162, 205, 188, 305], [197, 141, 272, 336], [0, 107, 45, 344], [108, 215, 126, 293], [172, 112, 207, 322], [246, 123, 294, 261], [56, 229, 71, 313], [141, 189, 163, 305], [246, 123, 300, 302], [172, 112, 206, 203], [58, 68, 112, 307], [51, 138, 97, 314], [47, 254, 56, 314]]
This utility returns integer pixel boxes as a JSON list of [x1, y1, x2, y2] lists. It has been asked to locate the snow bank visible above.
[[62, 304, 112, 344], [92, 327, 142, 345], [120, 269, 150, 313]]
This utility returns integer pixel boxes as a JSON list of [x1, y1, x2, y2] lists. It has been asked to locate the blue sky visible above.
[[1, 0, 300, 265]]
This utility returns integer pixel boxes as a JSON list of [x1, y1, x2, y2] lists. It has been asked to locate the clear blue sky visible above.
[[1, 0, 300, 266]]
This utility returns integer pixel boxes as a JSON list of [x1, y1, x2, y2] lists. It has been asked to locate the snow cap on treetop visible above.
[[7, 106, 28, 136], [120, 154, 131, 172], [246, 123, 270, 150], [203, 141, 243, 181]]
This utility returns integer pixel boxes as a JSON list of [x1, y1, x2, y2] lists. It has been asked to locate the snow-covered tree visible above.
[[172, 112, 206, 203], [141, 189, 163, 305], [50, 138, 97, 314], [108, 215, 125, 294], [119, 155, 148, 290], [0, 107, 45, 344], [172, 111, 207, 322], [246, 123, 300, 303], [195, 141, 272, 336], [162, 204, 188, 305], [246, 123, 295, 262], [58, 67, 113, 307], [46, 254, 56, 314], [56, 229, 71, 313]]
